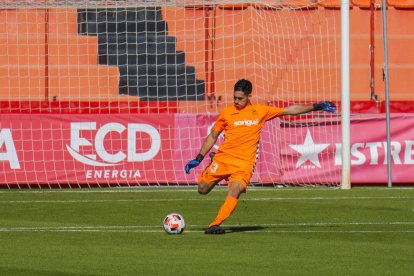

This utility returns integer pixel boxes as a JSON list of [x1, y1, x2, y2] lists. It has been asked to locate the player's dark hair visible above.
[[234, 79, 252, 95]]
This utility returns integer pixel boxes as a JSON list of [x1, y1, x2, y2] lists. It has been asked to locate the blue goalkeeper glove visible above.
[[185, 154, 204, 174], [313, 101, 336, 113]]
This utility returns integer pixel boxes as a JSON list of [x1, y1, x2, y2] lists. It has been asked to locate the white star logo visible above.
[[289, 129, 329, 168]]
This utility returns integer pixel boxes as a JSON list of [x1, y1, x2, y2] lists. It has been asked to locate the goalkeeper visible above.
[[185, 79, 336, 234]]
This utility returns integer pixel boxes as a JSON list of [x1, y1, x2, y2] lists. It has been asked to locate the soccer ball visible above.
[[163, 213, 186, 234]]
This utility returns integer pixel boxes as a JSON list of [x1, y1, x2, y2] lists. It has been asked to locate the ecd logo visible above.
[[66, 122, 161, 166]]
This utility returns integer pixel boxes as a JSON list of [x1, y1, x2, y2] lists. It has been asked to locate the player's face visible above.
[[233, 91, 250, 110]]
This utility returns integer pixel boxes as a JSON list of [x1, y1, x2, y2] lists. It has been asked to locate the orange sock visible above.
[[208, 196, 238, 227]]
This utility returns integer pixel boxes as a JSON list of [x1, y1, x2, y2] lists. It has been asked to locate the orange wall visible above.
[[0, 5, 412, 105], [164, 4, 414, 108], [0, 8, 120, 101]]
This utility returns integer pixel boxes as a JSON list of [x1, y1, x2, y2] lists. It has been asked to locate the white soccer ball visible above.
[[163, 213, 186, 234]]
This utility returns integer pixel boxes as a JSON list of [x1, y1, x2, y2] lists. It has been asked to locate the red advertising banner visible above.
[[280, 114, 414, 184], [1, 113, 413, 186], [349, 114, 414, 184], [0, 114, 175, 185]]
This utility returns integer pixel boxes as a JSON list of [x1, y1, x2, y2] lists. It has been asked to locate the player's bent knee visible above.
[[198, 187, 210, 195], [197, 183, 208, 195], [198, 189, 208, 195]]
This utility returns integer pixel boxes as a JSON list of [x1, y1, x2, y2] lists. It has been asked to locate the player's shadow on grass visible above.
[[226, 225, 267, 233]]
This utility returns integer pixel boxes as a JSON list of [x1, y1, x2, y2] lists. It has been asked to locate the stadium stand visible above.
[[387, 0, 414, 9], [318, 0, 353, 8], [78, 7, 205, 100], [217, 3, 250, 9]]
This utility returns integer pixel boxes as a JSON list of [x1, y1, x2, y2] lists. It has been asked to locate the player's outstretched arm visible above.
[[282, 101, 336, 115], [185, 130, 221, 174]]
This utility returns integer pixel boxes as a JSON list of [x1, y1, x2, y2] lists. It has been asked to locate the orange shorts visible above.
[[197, 152, 254, 188]]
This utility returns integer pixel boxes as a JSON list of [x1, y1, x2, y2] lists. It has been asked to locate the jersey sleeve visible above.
[[263, 105, 285, 121], [212, 109, 227, 132]]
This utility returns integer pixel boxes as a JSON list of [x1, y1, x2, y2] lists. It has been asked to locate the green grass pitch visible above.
[[0, 187, 413, 275]]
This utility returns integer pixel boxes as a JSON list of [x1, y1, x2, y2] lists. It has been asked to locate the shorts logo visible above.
[[210, 162, 219, 173], [233, 118, 259, 127]]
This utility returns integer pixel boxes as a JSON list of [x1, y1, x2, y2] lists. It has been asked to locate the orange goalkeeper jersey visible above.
[[212, 103, 284, 164]]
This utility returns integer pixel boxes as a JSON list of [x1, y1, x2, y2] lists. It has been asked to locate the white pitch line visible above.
[[0, 188, 199, 194], [0, 199, 200, 204], [0, 229, 167, 233], [244, 196, 414, 201], [0, 196, 413, 204], [238, 230, 414, 233], [1, 221, 413, 233], [1, 229, 413, 233], [222, 221, 414, 227]]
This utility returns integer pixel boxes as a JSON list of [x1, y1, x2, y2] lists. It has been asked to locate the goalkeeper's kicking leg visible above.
[[188, 152, 249, 234], [198, 177, 244, 234], [195, 155, 250, 234], [204, 180, 246, 234]]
